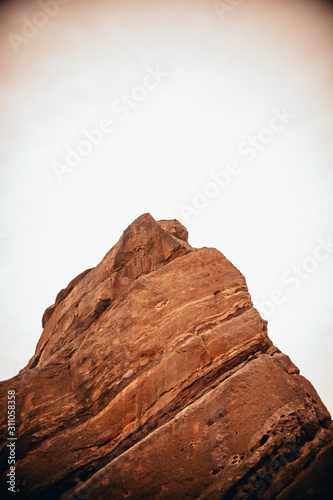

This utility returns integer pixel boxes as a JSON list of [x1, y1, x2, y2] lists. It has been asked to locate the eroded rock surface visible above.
[[0, 214, 332, 499]]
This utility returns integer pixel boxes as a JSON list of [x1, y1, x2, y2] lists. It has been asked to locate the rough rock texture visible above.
[[0, 213, 332, 499]]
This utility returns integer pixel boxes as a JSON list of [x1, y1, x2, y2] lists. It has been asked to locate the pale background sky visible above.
[[0, 0, 332, 415]]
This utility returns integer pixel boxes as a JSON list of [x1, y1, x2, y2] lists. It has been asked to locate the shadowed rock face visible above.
[[0, 213, 332, 499]]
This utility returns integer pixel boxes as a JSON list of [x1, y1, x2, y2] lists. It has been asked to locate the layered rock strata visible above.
[[0, 214, 332, 499]]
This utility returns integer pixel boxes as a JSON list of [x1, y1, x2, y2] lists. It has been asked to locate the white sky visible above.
[[0, 0, 332, 415]]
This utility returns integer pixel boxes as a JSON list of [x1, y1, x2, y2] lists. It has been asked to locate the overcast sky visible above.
[[0, 0, 332, 415]]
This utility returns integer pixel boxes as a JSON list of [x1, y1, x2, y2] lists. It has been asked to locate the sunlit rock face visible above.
[[0, 213, 332, 499]]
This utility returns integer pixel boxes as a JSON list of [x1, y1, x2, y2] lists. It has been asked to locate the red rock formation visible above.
[[0, 214, 332, 499]]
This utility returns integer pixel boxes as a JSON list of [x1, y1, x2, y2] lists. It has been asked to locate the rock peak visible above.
[[157, 218, 189, 242], [0, 215, 332, 499]]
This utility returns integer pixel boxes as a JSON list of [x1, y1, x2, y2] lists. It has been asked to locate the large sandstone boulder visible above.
[[0, 214, 332, 499]]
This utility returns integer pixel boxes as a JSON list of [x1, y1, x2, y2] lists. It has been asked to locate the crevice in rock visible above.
[[28, 326, 56, 369], [92, 298, 112, 321], [194, 302, 252, 335]]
